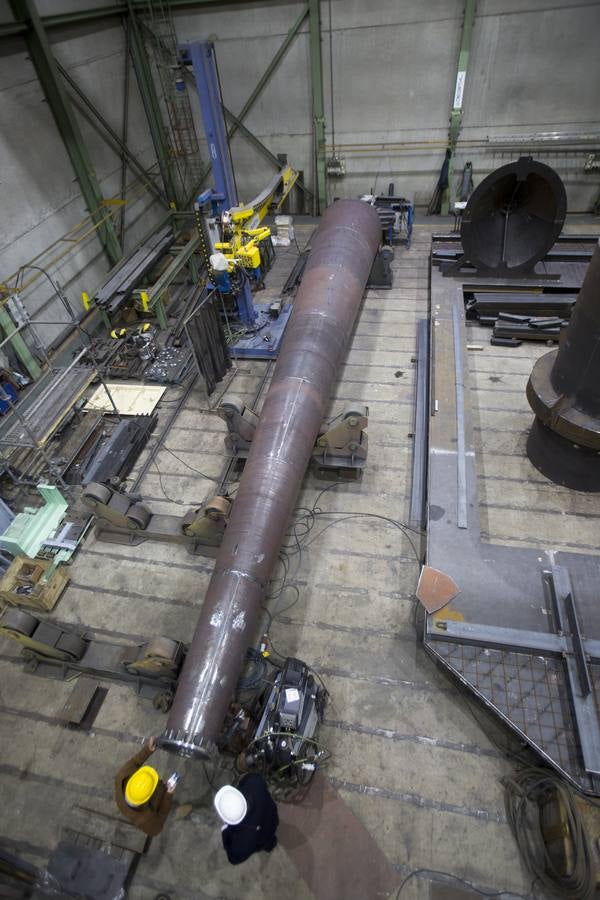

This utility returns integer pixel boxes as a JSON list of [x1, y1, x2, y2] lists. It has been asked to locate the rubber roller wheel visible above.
[[126, 503, 151, 531], [204, 495, 231, 520], [144, 636, 178, 661], [82, 483, 112, 509], [343, 407, 367, 422], [220, 394, 245, 417], [1, 608, 39, 637], [57, 633, 87, 661]]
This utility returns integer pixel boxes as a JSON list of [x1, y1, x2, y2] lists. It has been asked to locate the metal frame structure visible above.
[[442, 0, 476, 214], [0, 349, 113, 490], [0, 0, 328, 388], [420, 235, 600, 795], [3, 0, 323, 210], [127, 0, 181, 208], [308, 0, 327, 214], [55, 58, 167, 207], [181, 40, 297, 357], [8, 0, 123, 267]]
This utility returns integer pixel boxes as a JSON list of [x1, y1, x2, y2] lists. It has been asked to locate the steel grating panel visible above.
[[429, 641, 594, 781]]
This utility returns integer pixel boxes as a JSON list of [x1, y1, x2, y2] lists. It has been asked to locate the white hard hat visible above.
[[214, 785, 248, 825]]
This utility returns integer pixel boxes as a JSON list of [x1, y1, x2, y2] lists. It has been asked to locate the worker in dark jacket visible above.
[[115, 736, 176, 837], [214, 774, 279, 865]]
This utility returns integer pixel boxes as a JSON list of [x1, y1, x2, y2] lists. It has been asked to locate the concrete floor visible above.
[[1, 220, 599, 899]]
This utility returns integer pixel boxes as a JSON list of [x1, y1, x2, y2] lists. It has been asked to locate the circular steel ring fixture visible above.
[[460, 157, 567, 276]]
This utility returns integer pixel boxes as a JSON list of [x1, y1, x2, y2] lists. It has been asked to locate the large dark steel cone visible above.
[[526, 240, 600, 491]]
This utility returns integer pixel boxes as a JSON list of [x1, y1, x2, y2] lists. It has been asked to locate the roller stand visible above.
[[217, 394, 259, 458], [82, 483, 230, 556], [367, 246, 394, 289], [311, 406, 369, 478], [218, 395, 369, 479], [0, 607, 184, 710]]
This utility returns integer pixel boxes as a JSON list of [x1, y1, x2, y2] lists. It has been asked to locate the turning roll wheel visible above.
[[219, 395, 245, 418], [82, 483, 112, 509], [126, 503, 151, 531], [144, 636, 179, 659], [57, 633, 87, 660], [204, 495, 231, 520], [1, 608, 39, 638], [342, 406, 367, 423]]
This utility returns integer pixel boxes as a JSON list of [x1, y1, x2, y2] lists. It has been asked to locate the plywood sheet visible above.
[[86, 383, 165, 416]]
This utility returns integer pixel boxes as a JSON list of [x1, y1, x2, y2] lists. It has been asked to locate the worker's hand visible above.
[[166, 782, 177, 795], [147, 736, 157, 752]]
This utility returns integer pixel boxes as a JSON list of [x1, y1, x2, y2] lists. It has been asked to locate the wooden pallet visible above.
[[0, 555, 69, 610]]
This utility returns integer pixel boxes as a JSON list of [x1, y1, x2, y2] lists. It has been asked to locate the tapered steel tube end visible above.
[[159, 200, 381, 756], [157, 728, 216, 760]]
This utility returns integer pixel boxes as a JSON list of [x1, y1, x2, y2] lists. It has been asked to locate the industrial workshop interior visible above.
[[2, 0, 600, 898]]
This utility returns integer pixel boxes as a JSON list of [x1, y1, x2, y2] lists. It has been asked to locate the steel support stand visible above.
[[441, 0, 476, 215], [9, 0, 122, 267], [308, 0, 327, 215]]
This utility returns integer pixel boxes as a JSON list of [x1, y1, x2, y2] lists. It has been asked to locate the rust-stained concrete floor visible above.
[[1, 219, 600, 899]]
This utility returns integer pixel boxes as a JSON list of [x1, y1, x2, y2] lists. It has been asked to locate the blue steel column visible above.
[[181, 41, 237, 208], [181, 41, 255, 326]]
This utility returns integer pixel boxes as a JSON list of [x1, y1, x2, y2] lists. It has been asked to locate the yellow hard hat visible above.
[[125, 766, 159, 807]]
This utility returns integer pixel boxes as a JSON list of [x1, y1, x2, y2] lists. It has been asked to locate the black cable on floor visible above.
[[393, 868, 530, 900], [502, 767, 597, 899]]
